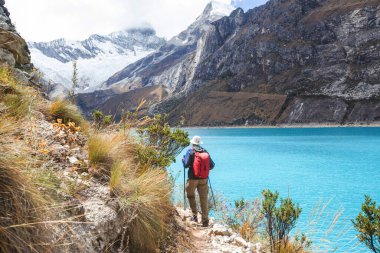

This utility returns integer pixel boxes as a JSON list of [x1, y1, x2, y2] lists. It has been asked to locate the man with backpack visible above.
[[182, 135, 215, 227]]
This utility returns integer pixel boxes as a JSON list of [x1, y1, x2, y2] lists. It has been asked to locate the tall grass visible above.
[[50, 99, 83, 126], [0, 65, 33, 118], [306, 199, 355, 253], [0, 123, 49, 253], [116, 167, 174, 252], [0, 65, 17, 86], [87, 128, 178, 252]]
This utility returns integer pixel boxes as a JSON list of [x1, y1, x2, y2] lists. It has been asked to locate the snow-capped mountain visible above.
[[102, 1, 235, 92], [28, 28, 165, 96], [78, 0, 380, 127]]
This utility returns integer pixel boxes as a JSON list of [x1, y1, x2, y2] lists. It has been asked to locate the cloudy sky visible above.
[[5, 0, 268, 42]]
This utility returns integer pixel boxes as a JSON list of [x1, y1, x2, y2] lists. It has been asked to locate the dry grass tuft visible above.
[[2, 92, 30, 118], [0, 65, 17, 87], [88, 129, 177, 252], [0, 122, 50, 253], [109, 160, 128, 194], [116, 168, 174, 252], [88, 134, 115, 177], [0, 65, 34, 119], [50, 99, 83, 126]]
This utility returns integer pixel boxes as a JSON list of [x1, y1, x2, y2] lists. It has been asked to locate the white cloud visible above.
[[5, 0, 231, 42]]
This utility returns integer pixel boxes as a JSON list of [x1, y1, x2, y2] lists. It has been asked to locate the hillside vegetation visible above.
[[0, 64, 192, 252]]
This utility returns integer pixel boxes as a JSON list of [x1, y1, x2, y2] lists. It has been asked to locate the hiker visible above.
[[182, 135, 215, 227]]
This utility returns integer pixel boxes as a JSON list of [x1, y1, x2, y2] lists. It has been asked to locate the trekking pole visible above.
[[183, 166, 186, 210], [208, 177, 216, 209]]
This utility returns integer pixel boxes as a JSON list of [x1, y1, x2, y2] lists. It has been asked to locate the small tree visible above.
[[352, 195, 380, 253], [261, 189, 304, 253], [262, 189, 279, 252], [136, 114, 189, 168], [92, 110, 113, 130], [68, 61, 78, 101]]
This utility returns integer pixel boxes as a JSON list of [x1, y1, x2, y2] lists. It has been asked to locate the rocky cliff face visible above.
[[166, 0, 380, 125], [0, 0, 31, 67], [79, 0, 380, 126], [157, 0, 380, 125], [102, 1, 235, 92], [28, 28, 166, 96]]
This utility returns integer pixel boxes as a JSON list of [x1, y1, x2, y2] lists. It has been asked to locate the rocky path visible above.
[[176, 208, 262, 253]]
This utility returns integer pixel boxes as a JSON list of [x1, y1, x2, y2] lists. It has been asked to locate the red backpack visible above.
[[193, 150, 211, 179]]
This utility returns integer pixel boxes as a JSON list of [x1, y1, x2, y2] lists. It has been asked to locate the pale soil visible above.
[[176, 208, 262, 253]]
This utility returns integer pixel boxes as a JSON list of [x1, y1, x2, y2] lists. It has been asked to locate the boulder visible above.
[[209, 224, 233, 237], [0, 2, 31, 66], [0, 48, 15, 66]]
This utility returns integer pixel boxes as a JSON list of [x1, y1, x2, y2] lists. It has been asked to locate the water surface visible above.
[[169, 127, 380, 252]]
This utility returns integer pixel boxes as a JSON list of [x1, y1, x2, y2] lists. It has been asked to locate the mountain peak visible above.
[[203, 1, 235, 18]]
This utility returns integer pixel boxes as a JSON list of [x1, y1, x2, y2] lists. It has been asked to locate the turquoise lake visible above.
[[169, 127, 380, 253]]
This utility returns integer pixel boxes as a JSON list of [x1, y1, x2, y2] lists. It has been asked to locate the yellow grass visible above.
[[88, 129, 176, 252], [0, 122, 50, 253], [50, 99, 83, 126], [0, 65, 17, 86], [0, 65, 34, 118], [109, 160, 127, 193], [116, 168, 174, 252], [88, 134, 114, 177]]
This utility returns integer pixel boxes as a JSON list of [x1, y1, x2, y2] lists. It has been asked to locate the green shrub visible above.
[[352, 195, 380, 253], [136, 114, 189, 168], [223, 198, 263, 242], [262, 189, 308, 253], [92, 110, 113, 130]]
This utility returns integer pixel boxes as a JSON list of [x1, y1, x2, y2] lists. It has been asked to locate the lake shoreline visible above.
[[182, 123, 380, 129]]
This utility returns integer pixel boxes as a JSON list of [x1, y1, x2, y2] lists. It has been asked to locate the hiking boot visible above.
[[202, 220, 209, 227], [191, 215, 198, 222]]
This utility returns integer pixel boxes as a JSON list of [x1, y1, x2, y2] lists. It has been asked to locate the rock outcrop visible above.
[[0, 0, 30, 67], [79, 0, 380, 126], [161, 0, 380, 125]]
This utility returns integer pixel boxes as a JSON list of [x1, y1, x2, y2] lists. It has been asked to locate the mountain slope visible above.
[[78, 0, 380, 126], [28, 28, 165, 95], [157, 0, 380, 125], [102, 1, 235, 92]]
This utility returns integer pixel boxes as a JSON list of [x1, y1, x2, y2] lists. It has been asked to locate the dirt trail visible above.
[[176, 208, 262, 253]]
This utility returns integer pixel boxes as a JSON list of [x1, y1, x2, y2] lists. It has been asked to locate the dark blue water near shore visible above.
[[169, 127, 380, 252]]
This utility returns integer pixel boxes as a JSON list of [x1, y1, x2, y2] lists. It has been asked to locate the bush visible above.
[[136, 114, 189, 168], [92, 110, 113, 130], [50, 99, 83, 126], [214, 197, 263, 242], [352, 195, 380, 253], [261, 189, 308, 253]]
